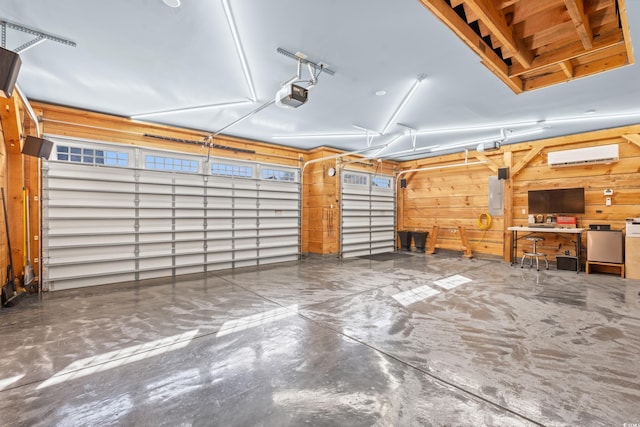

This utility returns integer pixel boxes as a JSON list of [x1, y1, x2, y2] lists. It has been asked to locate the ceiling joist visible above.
[[417, 0, 633, 93], [460, 0, 533, 67], [563, 0, 593, 49]]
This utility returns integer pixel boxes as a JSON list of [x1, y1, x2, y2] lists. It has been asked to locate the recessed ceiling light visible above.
[[162, 0, 181, 8], [375, 90, 386, 96]]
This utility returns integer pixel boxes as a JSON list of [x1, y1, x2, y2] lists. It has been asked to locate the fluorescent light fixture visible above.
[[430, 135, 498, 152], [380, 77, 424, 135], [543, 111, 640, 124], [272, 133, 372, 140], [352, 125, 380, 135], [222, 0, 257, 102], [371, 134, 405, 157], [378, 141, 437, 159], [430, 127, 544, 154], [506, 127, 544, 139], [414, 120, 540, 136], [274, 126, 382, 142], [407, 111, 640, 138], [131, 99, 252, 119]]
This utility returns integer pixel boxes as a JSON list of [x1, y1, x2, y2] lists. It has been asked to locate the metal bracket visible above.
[[1, 19, 76, 51], [277, 47, 335, 76]]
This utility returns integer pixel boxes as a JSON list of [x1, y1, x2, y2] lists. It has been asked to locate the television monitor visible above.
[[527, 188, 585, 214]]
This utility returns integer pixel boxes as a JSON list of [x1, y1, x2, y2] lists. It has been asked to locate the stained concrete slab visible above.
[[0, 252, 638, 426]]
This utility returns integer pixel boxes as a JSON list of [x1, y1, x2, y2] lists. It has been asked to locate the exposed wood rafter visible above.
[[417, 0, 633, 93], [563, 0, 593, 49], [461, 0, 533, 67], [622, 134, 640, 149]]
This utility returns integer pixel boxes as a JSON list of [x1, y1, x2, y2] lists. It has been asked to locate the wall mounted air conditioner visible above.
[[548, 144, 619, 168]]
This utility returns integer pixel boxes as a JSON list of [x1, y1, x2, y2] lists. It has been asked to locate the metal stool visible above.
[[520, 236, 549, 271]]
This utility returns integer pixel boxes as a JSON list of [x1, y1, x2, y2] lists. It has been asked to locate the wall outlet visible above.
[[604, 189, 613, 196], [605, 197, 612, 206]]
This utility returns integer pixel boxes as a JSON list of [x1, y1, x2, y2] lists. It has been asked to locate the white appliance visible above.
[[547, 144, 619, 168], [626, 218, 640, 237], [626, 218, 640, 279]]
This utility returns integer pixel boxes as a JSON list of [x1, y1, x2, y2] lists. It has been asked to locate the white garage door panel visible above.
[[47, 260, 136, 281], [205, 251, 233, 262], [49, 233, 135, 246], [47, 225, 135, 239], [138, 269, 173, 281], [43, 145, 301, 291], [258, 227, 296, 238], [48, 190, 133, 206], [49, 245, 135, 261], [53, 274, 136, 292]]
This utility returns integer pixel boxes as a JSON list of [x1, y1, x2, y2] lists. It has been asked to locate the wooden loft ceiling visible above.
[[418, 0, 634, 93]]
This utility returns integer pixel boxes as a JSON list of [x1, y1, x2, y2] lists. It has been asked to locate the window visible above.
[[261, 168, 296, 182], [145, 155, 198, 173], [211, 162, 253, 178], [56, 145, 128, 167], [343, 173, 368, 186], [372, 176, 392, 188]]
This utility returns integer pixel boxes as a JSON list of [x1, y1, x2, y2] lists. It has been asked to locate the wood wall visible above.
[[398, 125, 640, 263], [302, 149, 339, 255], [1, 102, 399, 290], [301, 148, 397, 255], [2, 100, 640, 294], [398, 157, 503, 255], [0, 94, 32, 294]]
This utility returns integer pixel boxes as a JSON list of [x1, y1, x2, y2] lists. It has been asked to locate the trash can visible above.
[[412, 231, 428, 252], [398, 231, 412, 251]]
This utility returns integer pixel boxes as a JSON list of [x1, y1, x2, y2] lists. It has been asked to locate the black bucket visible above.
[[412, 231, 428, 252], [398, 231, 412, 250]]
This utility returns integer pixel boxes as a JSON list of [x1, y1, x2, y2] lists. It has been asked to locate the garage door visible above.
[[42, 138, 300, 291], [340, 171, 395, 258]]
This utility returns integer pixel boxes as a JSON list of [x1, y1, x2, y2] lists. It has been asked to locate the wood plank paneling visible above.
[[399, 124, 640, 262]]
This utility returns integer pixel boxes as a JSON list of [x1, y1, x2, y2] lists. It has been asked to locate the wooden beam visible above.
[[514, 5, 572, 39], [510, 0, 559, 25], [0, 95, 26, 282], [502, 151, 513, 262], [0, 96, 23, 155], [498, 0, 521, 8], [622, 133, 640, 148], [462, 0, 534, 68], [617, 0, 635, 65], [563, 0, 593, 49], [509, 29, 623, 77], [510, 144, 544, 177], [474, 153, 500, 173], [559, 60, 574, 78], [417, 0, 523, 93]]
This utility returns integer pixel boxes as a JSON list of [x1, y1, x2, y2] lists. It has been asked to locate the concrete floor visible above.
[[1, 252, 639, 426]]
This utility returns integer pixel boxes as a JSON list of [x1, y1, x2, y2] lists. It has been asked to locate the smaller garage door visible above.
[[340, 171, 395, 258]]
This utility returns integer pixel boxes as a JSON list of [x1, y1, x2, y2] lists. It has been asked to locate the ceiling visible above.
[[1, 0, 639, 161]]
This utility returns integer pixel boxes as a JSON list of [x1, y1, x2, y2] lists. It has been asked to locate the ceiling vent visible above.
[[548, 144, 619, 168]]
